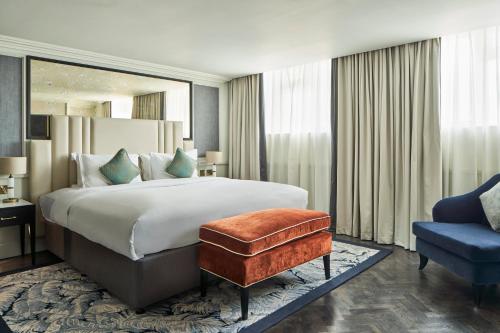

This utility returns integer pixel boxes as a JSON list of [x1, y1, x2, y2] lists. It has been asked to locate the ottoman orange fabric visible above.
[[199, 231, 332, 287], [199, 208, 331, 256], [198, 208, 333, 320]]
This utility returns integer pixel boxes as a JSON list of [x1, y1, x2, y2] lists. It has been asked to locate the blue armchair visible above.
[[413, 174, 500, 307]]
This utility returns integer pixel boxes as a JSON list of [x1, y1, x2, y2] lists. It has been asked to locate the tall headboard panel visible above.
[[30, 115, 183, 203]]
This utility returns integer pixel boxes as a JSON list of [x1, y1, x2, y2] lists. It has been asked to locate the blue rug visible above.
[[0, 240, 391, 333]]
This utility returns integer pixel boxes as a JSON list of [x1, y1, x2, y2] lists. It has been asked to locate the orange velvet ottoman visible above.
[[198, 208, 333, 320]]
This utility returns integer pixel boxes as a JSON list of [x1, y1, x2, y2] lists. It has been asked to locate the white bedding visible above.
[[40, 178, 308, 260]]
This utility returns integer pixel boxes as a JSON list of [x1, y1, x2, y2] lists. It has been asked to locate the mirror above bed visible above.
[[27, 57, 192, 140]]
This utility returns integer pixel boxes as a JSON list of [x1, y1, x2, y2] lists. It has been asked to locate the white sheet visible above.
[[40, 178, 308, 260]]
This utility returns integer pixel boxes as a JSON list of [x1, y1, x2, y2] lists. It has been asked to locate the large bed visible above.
[[30, 115, 308, 310]]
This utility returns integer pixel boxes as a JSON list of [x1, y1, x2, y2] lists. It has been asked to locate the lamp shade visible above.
[[0, 157, 27, 175], [205, 151, 223, 165]]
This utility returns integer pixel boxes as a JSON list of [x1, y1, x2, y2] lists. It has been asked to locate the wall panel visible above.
[[193, 84, 219, 156], [0, 54, 22, 156]]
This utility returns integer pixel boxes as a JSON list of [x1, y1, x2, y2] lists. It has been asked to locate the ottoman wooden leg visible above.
[[240, 287, 249, 320], [200, 270, 208, 297], [323, 254, 331, 279]]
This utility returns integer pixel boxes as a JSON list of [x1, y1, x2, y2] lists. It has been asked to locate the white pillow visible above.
[[70, 152, 83, 187], [479, 182, 500, 232], [139, 154, 152, 181], [150, 149, 198, 180], [74, 152, 142, 187]]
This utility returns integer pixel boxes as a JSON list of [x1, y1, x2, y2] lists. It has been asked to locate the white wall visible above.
[[0, 35, 230, 259]]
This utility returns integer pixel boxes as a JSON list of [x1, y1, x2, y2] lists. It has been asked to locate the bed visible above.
[[30, 115, 308, 310]]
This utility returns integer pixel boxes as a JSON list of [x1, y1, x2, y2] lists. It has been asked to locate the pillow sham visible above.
[[74, 152, 142, 187], [166, 148, 197, 178], [70, 152, 83, 187], [99, 148, 141, 185], [139, 154, 152, 181], [480, 182, 500, 232], [150, 149, 198, 179]]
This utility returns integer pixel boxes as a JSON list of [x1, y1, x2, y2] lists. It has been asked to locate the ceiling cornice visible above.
[[0, 34, 230, 86]]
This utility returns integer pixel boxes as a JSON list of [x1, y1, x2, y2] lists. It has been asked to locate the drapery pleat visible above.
[[336, 39, 442, 250], [228, 75, 261, 180], [132, 92, 165, 120]]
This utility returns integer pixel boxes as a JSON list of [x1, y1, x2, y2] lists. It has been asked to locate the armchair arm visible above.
[[433, 194, 485, 223], [433, 174, 500, 224]]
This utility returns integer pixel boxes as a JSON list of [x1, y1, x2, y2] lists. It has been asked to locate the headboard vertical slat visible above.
[[165, 122, 174, 154], [83, 117, 91, 154], [158, 121, 165, 153], [69, 117, 83, 186], [51, 116, 70, 191], [173, 122, 183, 152], [30, 140, 52, 235]]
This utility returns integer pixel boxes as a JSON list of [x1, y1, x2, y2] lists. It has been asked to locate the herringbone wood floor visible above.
[[268, 236, 500, 333]]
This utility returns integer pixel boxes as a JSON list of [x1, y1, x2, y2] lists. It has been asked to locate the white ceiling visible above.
[[1, 0, 500, 78]]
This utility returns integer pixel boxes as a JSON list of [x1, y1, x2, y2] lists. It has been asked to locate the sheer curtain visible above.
[[263, 60, 331, 212], [442, 26, 500, 196], [165, 86, 191, 138]]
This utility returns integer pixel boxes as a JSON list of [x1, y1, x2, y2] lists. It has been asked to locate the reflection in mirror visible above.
[[28, 58, 192, 138]]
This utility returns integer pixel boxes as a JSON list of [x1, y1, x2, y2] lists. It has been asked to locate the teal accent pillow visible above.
[[99, 148, 140, 185], [166, 148, 196, 178]]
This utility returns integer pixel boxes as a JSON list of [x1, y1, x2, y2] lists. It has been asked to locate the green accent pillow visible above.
[[99, 148, 140, 185], [166, 148, 196, 178]]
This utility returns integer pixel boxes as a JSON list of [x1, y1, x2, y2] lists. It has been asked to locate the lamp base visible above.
[[2, 198, 19, 204]]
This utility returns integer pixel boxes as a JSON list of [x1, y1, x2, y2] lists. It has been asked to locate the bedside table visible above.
[[0, 200, 36, 265]]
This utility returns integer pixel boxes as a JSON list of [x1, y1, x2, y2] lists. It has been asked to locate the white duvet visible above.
[[40, 177, 308, 260]]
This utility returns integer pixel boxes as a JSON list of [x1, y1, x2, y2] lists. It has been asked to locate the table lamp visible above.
[[0, 157, 27, 203], [205, 151, 223, 176]]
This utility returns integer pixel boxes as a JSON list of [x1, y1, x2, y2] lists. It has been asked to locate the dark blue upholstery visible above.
[[412, 174, 500, 294], [413, 222, 500, 262], [416, 238, 500, 285], [432, 174, 500, 226]]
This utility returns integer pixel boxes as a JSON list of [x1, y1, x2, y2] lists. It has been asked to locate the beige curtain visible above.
[[336, 39, 442, 250], [132, 92, 165, 120], [229, 75, 260, 180]]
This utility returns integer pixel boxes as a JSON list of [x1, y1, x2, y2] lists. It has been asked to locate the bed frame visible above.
[[30, 115, 200, 310]]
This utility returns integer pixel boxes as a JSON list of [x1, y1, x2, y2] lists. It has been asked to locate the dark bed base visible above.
[[45, 221, 200, 310]]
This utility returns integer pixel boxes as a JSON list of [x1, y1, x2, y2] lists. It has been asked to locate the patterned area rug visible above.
[[0, 240, 390, 333]]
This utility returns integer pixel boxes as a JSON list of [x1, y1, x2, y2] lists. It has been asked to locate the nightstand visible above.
[[0, 200, 36, 265]]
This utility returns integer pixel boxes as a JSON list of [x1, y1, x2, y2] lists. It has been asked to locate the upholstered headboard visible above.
[[29, 116, 184, 204]]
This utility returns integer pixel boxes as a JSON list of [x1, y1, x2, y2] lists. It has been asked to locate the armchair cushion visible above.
[[479, 182, 500, 232], [413, 222, 500, 262]]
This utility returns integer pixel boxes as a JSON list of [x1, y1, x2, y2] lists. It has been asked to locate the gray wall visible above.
[[0, 55, 22, 156], [193, 84, 219, 156]]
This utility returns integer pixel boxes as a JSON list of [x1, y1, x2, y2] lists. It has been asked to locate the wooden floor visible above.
[[0, 251, 58, 276], [0, 238, 499, 333], [269, 236, 500, 333]]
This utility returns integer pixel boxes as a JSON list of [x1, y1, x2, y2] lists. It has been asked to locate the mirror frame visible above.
[[26, 55, 193, 140]]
